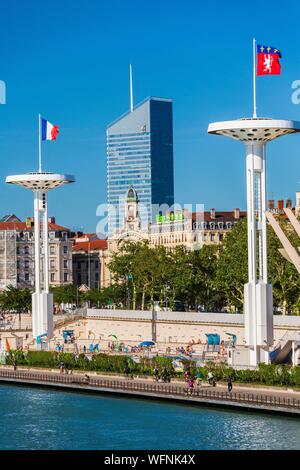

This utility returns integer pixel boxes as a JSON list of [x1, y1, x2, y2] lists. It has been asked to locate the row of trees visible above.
[[1, 218, 300, 315], [106, 218, 300, 314]]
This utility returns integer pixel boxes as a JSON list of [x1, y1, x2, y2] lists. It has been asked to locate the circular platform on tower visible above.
[[207, 118, 300, 142], [5, 172, 75, 190]]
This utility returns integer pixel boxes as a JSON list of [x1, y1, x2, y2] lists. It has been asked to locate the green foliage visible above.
[[0, 285, 32, 313], [83, 284, 126, 308], [108, 241, 222, 311], [152, 357, 174, 375], [26, 351, 59, 368], [216, 219, 248, 311], [50, 284, 78, 305], [267, 219, 300, 315], [5, 350, 300, 387], [217, 218, 300, 314]]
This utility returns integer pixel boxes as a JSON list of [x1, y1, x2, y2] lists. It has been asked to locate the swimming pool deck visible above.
[[0, 367, 300, 416]]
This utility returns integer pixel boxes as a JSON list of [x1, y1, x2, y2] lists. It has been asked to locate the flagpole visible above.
[[253, 38, 257, 118], [38, 113, 42, 173], [130, 64, 134, 112]]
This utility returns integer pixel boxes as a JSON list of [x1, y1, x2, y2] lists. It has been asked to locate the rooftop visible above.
[[72, 236, 108, 253], [107, 96, 173, 129]]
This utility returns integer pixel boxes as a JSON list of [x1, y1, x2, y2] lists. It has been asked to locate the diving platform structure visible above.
[[6, 172, 75, 341], [208, 118, 300, 366]]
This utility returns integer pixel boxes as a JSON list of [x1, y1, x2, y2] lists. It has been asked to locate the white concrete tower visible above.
[[6, 172, 75, 341], [208, 118, 300, 366]]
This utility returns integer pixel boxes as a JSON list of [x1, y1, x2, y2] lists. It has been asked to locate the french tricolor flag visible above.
[[41, 117, 59, 141]]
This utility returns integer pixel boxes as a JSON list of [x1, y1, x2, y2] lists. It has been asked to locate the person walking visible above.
[[124, 364, 130, 379], [207, 370, 213, 385], [227, 376, 233, 393], [184, 368, 191, 382], [187, 378, 194, 396], [153, 367, 159, 382]]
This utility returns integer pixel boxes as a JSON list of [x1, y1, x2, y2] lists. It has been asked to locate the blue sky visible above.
[[1, 0, 300, 232]]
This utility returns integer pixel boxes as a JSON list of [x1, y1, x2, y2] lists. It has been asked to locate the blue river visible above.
[[0, 384, 299, 450]]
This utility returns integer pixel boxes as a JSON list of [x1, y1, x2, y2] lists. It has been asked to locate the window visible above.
[[63, 260, 68, 269], [50, 259, 55, 269], [63, 246, 68, 254], [210, 234, 215, 242], [50, 246, 55, 254], [25, 273, 29, 281], [49, 232, 55, 239], [24, 246, 29, 255], [64, 273, 68, 282], [17, 246, 20, 255], [51, 273, 55, 282], [25, 260, 29, 269]]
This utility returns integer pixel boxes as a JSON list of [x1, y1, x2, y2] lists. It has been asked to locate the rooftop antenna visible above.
[[130, 64, 134, 112]]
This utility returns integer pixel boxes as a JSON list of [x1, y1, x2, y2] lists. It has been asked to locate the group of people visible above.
[[153, 367, 171, 383], [183, 368, 233, 395]]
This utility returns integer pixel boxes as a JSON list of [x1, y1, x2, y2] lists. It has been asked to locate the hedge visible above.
[[5, 350, 174, 377], [5, 351, 300, 388]]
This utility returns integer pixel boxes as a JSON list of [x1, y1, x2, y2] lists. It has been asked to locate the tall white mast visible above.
[[38, 113, 42, 173], [130, 64, 134, 112], [253, 38, 257, 118]]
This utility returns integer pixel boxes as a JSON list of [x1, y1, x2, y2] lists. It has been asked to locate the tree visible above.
[[190, 244, 225, 312], [267, 218, 300, 315], [216, 219, 248, 311], [0, 285, 32, 328], [217, 217, 300, 314], [50, 284, 78, 305]]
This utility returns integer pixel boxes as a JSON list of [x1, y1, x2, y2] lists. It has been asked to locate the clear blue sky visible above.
[[1, 0, 300, 232]]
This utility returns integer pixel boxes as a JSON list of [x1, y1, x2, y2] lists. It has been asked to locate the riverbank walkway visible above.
[[0, 366, 300, 416]]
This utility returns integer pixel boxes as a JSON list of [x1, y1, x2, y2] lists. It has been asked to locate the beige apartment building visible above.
[[71, 187, 247, 289], [0, 214, 73, 290], [73, 189, 300, 291], [107, 186, 246, 256]]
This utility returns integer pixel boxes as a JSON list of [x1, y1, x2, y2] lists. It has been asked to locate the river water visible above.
[[0, 384, 299, 450]]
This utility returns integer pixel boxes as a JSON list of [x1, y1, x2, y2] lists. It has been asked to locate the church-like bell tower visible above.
[[124, 186, 140, 232]]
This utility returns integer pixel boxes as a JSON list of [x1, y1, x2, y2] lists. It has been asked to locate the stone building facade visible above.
[[72, 234, 108, 289], [0, 215, 73, 290]]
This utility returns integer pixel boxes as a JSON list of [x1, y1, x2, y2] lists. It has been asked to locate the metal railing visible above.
[[0, 368, 299, 411]]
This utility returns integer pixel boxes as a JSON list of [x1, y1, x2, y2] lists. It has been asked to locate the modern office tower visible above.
[[107, 96, 174, 235]]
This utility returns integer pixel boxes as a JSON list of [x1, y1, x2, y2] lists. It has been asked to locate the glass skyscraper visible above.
[[107, 96, 174, 234]]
